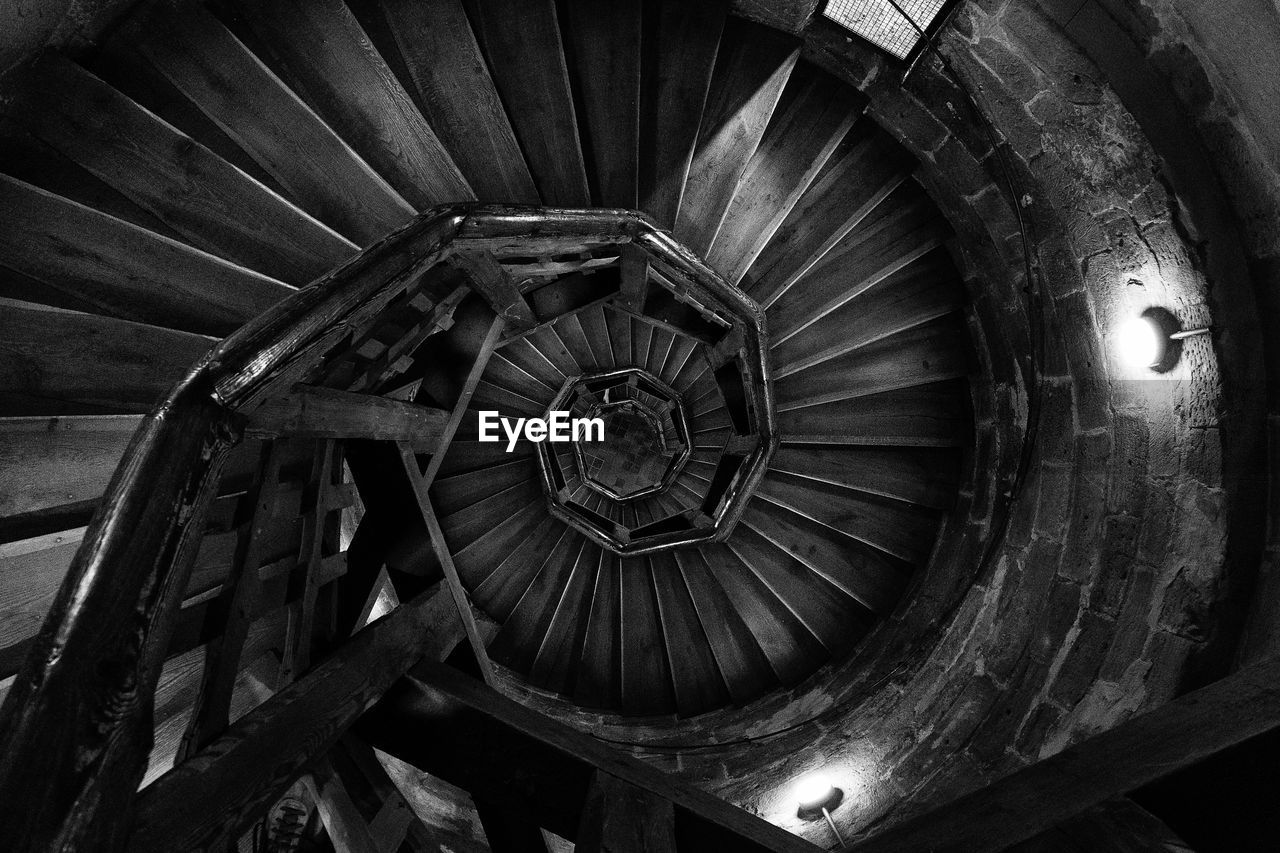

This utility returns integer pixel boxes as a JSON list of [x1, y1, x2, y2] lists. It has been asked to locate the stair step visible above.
[[770, 181, 950, 342], [128, 1, 415, 245], [650, 551, 731, 715], [603, 305, 633, 369], [462, 0, 590, 205], [561, 0, 642, 207], [528, 538, 603, 694], [0, 301, 215, 415], [13, 54, 356, 284], [771, 445, 961, 510], [741, 500, 908, 615], [777, 380, 971, 447], [756, 471, 940, 564], [490, 534, 591, 673], [0, 414, 140, 520], [220, 0, 472, 209], [675, 18, 798, 256], [700, 541, 825, 684], [670, 549, 776, 703], [439, 477, 542, 553], [495, 337, 571, 391], [366, 0, 538, 203], [574, 550, 622, 708], [473, 518, 569, 616], [707, 62, 865, 283], [745, 123, 914, 306], [454, 500, 550, 589], [431, 457, 538, 517], [619, 556, 676, 715], [774, 315, 972, 411], [772, 248, 963, 378], [0, 175, 292, 336], [638, 0, 728, 227]]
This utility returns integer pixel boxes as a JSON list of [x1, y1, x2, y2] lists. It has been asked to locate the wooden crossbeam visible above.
[[420, 316, 506, 487], [128, 584, 465, 853], [247, 385, 448, 442], [358, 662, 822, 853], [397, 442, 496, 685], [842, 654, 1280, 853], [451, 250, 538, 331]]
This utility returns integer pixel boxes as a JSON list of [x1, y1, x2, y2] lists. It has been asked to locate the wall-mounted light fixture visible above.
[[794, 773, 845, 845], [1116, 307, 1210, 372]]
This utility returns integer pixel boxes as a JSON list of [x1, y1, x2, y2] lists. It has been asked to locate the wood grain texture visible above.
[[649, 550, 730, 715], [0, 528, 86, 676], [778, 381, 971, 447], [0, 302, 216, 415], [674, 18, 798, 255], [131, 1, 415, 244], [247, 385, 448, 441], [707, 63, 864, 283], [770, 445, 961, 509], [129, 584, 464, 853], [371, 0, 539, 203], [224, 0, 473, 209], [13, 53, 356, 284], [462, 0, 590, 205], [561, 0, 642, 207], [0, 175, 292, 336], [638, 0, 729, 227], [0, 415, 141, 518]]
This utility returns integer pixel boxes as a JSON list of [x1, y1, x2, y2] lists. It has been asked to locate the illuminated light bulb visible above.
[[794, 774, 837, 812], [1117, 315, 1164, 369]]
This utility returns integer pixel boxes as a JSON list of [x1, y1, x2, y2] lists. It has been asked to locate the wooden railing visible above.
[[0, 204, 786, 852]]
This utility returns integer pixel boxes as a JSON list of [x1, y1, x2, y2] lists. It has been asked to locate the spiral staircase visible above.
[[0, 0, 976, 848]]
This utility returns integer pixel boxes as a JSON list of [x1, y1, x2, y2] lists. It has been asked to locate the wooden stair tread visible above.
[[370, 0, 538, 203], [462, 0, 590, 205], [674, 18, 798, 256], [707, 62, 865, 283], [0, 414, 141, 519], [13, 54, 355, 284], [574, 550, 622, 708], [529, 541, 604, 693], [129, 1, 415, 244], [0, 175, 291, 336], [778, 380, 972, 447], [221, 0, 472, 209], [618, 557, 676, 715], [770, 444, 961, 510]]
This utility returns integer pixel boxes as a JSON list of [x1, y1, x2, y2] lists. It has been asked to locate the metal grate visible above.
[[823, 0, 948, 59]]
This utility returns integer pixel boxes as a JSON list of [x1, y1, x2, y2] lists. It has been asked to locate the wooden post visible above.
[[577, 770, 677, 853]]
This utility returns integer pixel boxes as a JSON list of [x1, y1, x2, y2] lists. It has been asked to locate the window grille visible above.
[[822, 0, 950, 60]]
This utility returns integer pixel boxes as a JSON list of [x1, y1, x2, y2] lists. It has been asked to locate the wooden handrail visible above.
[[0, 204, 763, 850]]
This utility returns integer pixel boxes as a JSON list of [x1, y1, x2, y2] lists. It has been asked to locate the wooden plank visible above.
[[398, 443, 496, 685], [473, 516, 572, 616], [14, 54, 356, 284], [774, 317, 971, 412], [617, 244, 650, 312], [0, 175, 292, 336], [179, 441, 287, 759], [0, 528, 87, 676], [361, 661, 824, 853], [649, 551, 730, 715], [770, 445, 961, 510], [0, 302, 215, 415], [778, 381, 971, 447], [674, 19, 798, 256], [246, 385, 448, 441], [278, 440, 339, 685], [451, 251, 538, 332], [577, 770, 677, 853], [225, 0, 472, 209], [561, 0, 642, 207], [638, 0, 729, 227], [128, 584, 465, 853], [843, 654, 1280, 853], [462, 0, 590, 205], [305, 761, 381, 853], [771, 249, 963, 378], [373, 0, 538, 203], [769, 183, 949, 342], [619, 557, 675, 715], [491, 536, 592, 678], [707, 63, 863, 283], [573, 550, 620, 708], [0, 415, 140, 518], [131, 1, 415, 244], [743, 123, 912, 306]]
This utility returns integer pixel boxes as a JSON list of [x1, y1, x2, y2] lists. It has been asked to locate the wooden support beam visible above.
[[617, 243, 649, 312], [420, 317, 506, 488], [247, 385, 448, 442], [452, 250, 538, 332], [577, 769, 677, 853], [305, 760, 381, 853], [842, 654, 1280, 853], [358, 662, 822, 853], [397, 442, 496, 685], [127, 584, 465, 853]]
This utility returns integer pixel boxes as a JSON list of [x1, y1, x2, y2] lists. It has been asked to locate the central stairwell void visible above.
[[0, 0, 981, 847]]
